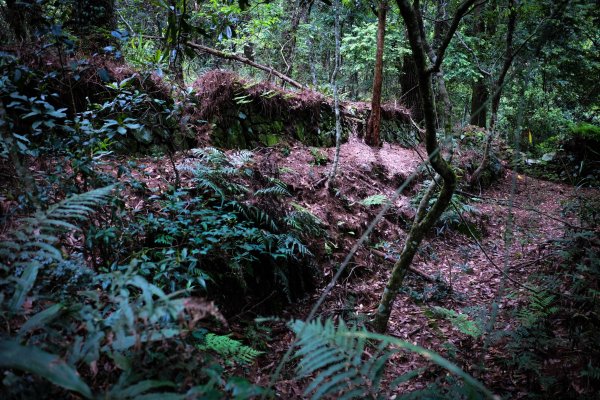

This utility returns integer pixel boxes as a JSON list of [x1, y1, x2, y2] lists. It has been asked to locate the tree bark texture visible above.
[[400, 55, 423, 122], [366, 0, 388, 146], [468, 2, 489, 128], [2, 0, 45, 42], [470, 78, 489, 127]]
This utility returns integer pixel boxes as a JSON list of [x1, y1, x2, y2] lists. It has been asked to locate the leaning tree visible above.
[[372, 0, 478, 333]]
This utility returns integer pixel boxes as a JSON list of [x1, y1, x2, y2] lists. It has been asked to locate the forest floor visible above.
[[99, 134, 597, 398]]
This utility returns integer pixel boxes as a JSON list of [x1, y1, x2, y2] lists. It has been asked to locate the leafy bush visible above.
[[0, 187, 266, 399], [118, 148, 319, 311], [570, 122, 600, 142]]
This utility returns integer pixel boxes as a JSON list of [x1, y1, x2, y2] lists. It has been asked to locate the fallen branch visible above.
[[370, 249, 438, 283], [186, 41, 304, 90]]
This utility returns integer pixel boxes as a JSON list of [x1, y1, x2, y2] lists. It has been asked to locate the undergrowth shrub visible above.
[[0, 187, 266, 399], [496, 196, 600, 398], [115, 148, 321, 313], [412, 185, 483, 237]]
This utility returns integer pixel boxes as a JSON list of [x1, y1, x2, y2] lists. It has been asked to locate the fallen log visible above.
[[186, 41, 305, 90]]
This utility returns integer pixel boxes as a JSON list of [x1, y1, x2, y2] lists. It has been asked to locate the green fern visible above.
[[581, 363, 600, 381], [285, 202, 325, 237], [254, 179, 290, 197], [517, 290, 558, 328], [431, 306, 484, 339], [291, 319, 496, 400], [195, 330, 262, 364], [0, 185, 115, 311], [290, 319, 393, 399], [359, 194, 389, 207]]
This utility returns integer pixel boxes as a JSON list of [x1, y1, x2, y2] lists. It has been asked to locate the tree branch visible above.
[[429, 0, 479, 74], [185, 41, 305, 89]]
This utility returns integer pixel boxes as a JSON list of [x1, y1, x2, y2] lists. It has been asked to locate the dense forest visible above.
[[1, 0, 599, 398]]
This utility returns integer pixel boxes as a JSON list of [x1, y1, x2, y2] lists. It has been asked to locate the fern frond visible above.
[[291, 319, 496, 400], [255, 184, 290, 198], [277, 235, 312, 258], [0, 185, 115, 311], [359, 194, 389, 207], [196, 330, 262, 364], [431, 306, 484, 338], [290, 319, 390, 399], [230, 150, 253, 167], [233, 203, 279, 232]]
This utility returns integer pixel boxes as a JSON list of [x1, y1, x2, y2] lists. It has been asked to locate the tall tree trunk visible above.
[[280, 0, 314, 81], [470, 78, 489, 127], [2, 0, 44, 42], [366, 0, 388, 146], [430, 0, 453, 136], [468, 2, 489, 128], [327, 0, 342, 188], [373, 0, 477, 334], [400, 55, 423, 122], [470, 0, 517, 186]]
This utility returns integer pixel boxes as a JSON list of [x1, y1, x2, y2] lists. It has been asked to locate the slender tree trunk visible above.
[[471, 0, 517, 186], [366, 0, 388, 147], [373, 0, 477, 333], [280, 0, 313, 81], [327, 0, 342, 188]]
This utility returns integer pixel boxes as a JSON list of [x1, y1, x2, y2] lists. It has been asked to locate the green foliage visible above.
[[431, 307, 484, 339], [0, 339, 92, 398], [0, 170, 273, 399], [498, 218, 600, 396], [309, 147, 328, 166], [291, 319, 392, 399], [123, 37, 169, 75], [570, 122, 600, 142], [359, 194, 389, 207], [0, 185, 115, 311], [291, 319, 495, 399], [120, 148, 316, 305], [195, 330, 263, 364]]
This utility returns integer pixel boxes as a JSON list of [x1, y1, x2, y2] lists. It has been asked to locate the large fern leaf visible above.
[[195, 330, 262, 364], [0, 185, 115, 311], [291, 319, 496, 400], [290, 319, 391, 400]]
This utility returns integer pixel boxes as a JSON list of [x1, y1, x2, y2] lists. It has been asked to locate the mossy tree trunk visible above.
[[372, 0, 478, 333]]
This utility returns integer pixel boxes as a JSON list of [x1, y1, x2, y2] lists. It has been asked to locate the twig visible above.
[[370, 249, 438, 283]]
